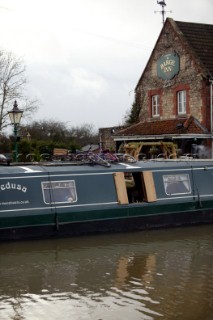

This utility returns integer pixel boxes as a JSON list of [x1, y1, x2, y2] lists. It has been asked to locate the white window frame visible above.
[[177, 90, 186, 115], [152, 95, 160, 117], [163, 174, 191, 196], [42, 180, 77, 204]]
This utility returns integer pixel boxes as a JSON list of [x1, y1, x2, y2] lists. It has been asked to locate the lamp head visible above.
[[8, 100, 23, 125]]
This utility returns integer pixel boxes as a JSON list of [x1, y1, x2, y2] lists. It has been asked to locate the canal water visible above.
[[0, 225, 212, 320]]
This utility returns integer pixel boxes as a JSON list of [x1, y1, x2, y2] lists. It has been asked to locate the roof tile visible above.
[[115, 117, 207, 136], [175, 20, 213, 76]]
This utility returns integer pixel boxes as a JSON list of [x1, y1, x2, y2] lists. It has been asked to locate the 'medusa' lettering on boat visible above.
[[0, 182, 27, 193]]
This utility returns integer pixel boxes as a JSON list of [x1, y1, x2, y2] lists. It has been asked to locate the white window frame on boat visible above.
[[163, 174, 191, 195], [177, 90, 186, 115], [152, 95, 160, 117], [41, 180, 77, 204]]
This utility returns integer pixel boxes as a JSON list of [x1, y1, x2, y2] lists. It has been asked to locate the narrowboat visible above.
[[0, 159, 213, 240]]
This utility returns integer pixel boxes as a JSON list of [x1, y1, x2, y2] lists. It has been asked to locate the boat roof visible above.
[[0, 159, 213, 176]]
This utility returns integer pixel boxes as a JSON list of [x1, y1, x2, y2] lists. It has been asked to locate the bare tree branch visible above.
[[0, 49, 39, 132]]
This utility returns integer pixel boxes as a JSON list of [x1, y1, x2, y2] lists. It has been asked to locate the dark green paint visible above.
[[157, 53, 180, 80]]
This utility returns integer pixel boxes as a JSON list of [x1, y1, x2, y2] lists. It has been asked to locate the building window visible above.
[[177, 90, 186, 115], [152, 95, 159, 117]]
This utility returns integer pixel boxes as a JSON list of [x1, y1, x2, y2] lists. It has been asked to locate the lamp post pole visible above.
[[14, 122, 18, 162], [8, 101, 23, 162]]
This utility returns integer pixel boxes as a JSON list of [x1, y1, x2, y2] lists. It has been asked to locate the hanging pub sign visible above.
[[157, 53, 180, 80]]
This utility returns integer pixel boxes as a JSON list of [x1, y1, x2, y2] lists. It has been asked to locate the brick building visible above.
[[99, 126, 125, 152], [111, 18, 213, 158]]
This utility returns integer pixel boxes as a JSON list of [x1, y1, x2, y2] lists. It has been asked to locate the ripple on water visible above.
[[0, 225, 213, 320]]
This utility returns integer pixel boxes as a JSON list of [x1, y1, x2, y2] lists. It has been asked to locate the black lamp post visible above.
[[8, 101, 23, 162]]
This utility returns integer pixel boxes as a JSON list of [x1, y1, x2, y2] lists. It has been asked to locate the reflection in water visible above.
[[0, 225, 213, 320]]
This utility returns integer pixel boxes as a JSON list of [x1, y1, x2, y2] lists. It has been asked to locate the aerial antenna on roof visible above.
[[155, 1, 172, 24]]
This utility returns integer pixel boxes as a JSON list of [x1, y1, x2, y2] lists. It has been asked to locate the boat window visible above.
[[163, 174, 191, 195], [42, 180, 77, 204], [114, 171, 156, 204]]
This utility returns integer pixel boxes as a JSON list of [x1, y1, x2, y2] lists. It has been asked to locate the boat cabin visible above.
[[0, 159, 213, 240]]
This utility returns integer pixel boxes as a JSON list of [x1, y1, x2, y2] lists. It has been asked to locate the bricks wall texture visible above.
[[135, 20, 211, 131]]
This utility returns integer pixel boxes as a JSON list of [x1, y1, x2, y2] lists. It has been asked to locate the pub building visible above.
[[99, 18, 213, 159]]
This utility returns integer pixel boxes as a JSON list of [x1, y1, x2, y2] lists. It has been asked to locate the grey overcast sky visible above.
[[0, 0, 212, 130]]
